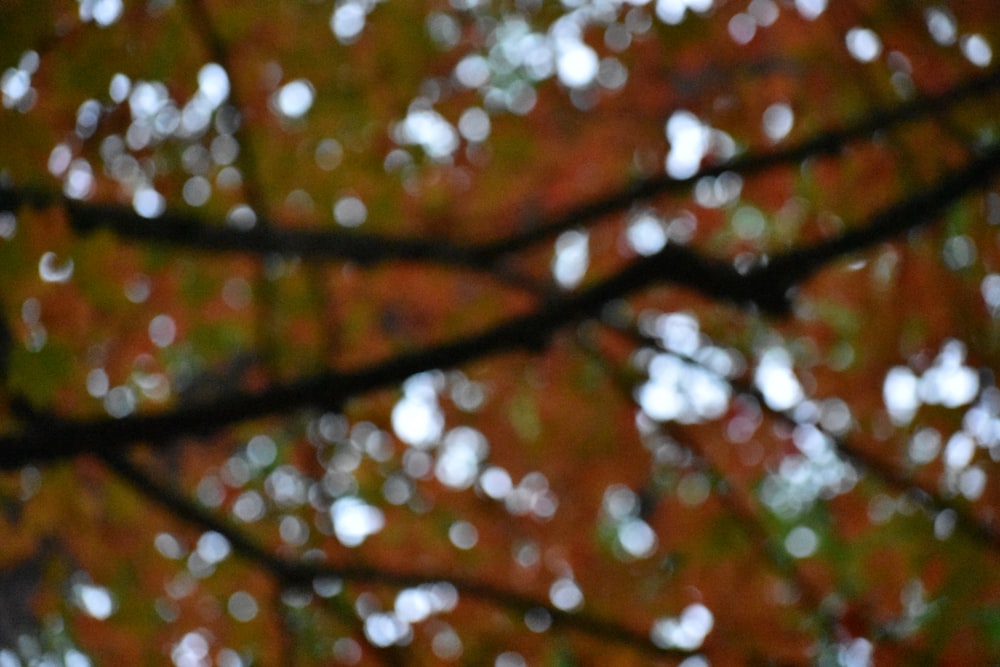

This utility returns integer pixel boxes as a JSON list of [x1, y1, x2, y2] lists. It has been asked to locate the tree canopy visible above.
[[2, 0, 1000, 664]]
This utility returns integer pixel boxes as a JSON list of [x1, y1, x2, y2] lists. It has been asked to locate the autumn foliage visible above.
[[2, 0, 1000, 665]]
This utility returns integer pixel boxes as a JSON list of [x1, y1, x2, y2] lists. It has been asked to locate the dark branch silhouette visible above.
[[2, 143, 998, 469], [601, 318, 1000, 558], [748, 143, 1000, 310], [0, 185, 546, 295], [4, 1, 999, 661], [1, 68, 998, 276], [476, 66, 1000, 259], [100, 452, 688, 659], [0, 184, 505, 271]]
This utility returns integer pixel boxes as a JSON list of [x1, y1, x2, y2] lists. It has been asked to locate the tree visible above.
[[2, 0, 1000, 663]]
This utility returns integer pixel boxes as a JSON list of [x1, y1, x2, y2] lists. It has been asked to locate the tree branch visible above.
[[605, 322, 1000, 556], [0, 185, 545, 293], [2, 70, 996, 276], [474, 66, 1000, 259], [99, 452, 686, 659], [747, 142, 1000, 311], [0, 184, 497, 268], [2, 144, 998, 468]]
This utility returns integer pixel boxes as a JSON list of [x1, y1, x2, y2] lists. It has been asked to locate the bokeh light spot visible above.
[[556, 42, 598, 88], [273, 79, 315, 119], [315, 138, 343, 170], [552, 229, 589, 289], [925, 7, 956, 45], [330, 496, 385, 546], [664, 110, 721, 179], [197, 63, 230, 108], [333, 195, 367, 227], [332, 1, 369, 43], [392, 374, 445, 447], [755, 348, 804, 411], [845, 27, 882, 62], [962, 34, 993, 68], [133, 186, 166, 218], [651, 603, 715, 650], [79, 0, 123, 27], [785, 525, 818, 558], [196, 531, 231, 565], [228, 591, 258, 622], [148, 314, 177, 348], [549, 578, 583, 611], [73, 582, 114, 620], [794, 0, 827, 20], [458, 107, 491, 142], [762, 102, 793, 141], [449, 520, 479, 549], [39, 251, 74, 283]]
